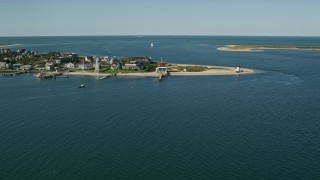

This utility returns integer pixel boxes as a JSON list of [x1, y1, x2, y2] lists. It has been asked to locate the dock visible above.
[[99, 73, 117, 80], [1, 72, 24, 76]]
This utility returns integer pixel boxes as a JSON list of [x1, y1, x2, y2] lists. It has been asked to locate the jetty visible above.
[[34, 72, 69, 79], [2, 73, 17, 76], [99, 73, 117, 80]]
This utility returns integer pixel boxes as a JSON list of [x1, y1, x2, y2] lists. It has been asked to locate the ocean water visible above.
[[0, 36, 320, 179]]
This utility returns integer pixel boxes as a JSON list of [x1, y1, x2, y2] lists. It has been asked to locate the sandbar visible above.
[[217, 45, 320, 52], [0, 44, 20, 47]]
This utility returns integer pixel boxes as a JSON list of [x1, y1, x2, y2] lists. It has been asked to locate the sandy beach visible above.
[[68, 64, 254, 77], [0, 44, 20, 48], [217, 45, 263, 52], [217, 45, 320, 52]]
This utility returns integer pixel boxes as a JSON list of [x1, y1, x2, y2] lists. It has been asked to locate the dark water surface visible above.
[[0, 36, 320, 179]]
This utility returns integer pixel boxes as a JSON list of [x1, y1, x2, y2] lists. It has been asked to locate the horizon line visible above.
[[1, 34, 320, 38]]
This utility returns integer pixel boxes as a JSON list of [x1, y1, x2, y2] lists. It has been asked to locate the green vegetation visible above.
[[208, 67, 230, 70], [0, 69, 22, 73], [101, 69, 147, 74], [144, 62, 158, 72], [177, 66, 208, 72]]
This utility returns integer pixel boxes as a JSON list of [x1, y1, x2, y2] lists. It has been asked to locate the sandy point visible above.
[[68, 64, 254, 77]]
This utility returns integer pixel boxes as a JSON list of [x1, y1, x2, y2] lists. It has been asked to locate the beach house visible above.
[[19, 65, 32, 70], [121, 61, 144, 70], [64, 62, 75, 69], [0, 62, 9, 69], [34, 65, 46, 70]]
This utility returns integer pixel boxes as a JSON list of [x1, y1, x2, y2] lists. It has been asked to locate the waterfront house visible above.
[[101, 56, 110, 64], [64, 62, 75, 69], [12, 64, 22, 69], [85, 56, 93, 62], [111, 64, 120, 70], [19, 65, 32, 70], [46, 64, 54, 71], [0, 62, 7, 69], [1, 62, 13, 69], [121, 61, 144, 70], [156, 63, 168, 74], [77, 61, 91, 70], [55, 59, 62, 64], [34, 65, 46, 70]]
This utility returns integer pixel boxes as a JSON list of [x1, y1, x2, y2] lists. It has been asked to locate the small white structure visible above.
[[156, 63, 168, 75], [235, 65, 241, 73]]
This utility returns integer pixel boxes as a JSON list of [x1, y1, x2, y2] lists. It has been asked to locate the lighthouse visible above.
[[235, 65, 241, 73], [95, 57, 100, 73]]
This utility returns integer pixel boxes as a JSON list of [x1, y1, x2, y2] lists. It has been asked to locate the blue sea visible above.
[[0, 36, 320, 179]]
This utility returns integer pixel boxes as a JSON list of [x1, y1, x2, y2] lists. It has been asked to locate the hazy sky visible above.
[[1, 0, 320, 36]]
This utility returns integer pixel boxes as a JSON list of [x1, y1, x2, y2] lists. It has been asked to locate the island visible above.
[[218, 45, 320, 52], [0, 48, 253, 78]]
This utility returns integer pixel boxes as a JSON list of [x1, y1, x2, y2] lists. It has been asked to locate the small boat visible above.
[[151, 43, 154, 48], [79, 84, 86, 88]]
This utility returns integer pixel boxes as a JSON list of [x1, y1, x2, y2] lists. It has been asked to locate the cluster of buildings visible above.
[[0, 48, 155, 72]]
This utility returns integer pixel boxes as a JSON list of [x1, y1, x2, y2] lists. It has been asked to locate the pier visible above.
[[1, 72, 24, 76]]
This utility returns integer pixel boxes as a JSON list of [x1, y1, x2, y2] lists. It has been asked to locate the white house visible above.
[[12, 64, 22, 69], [85, 56, 93, 62], [0, 62, 7, 69], [20, 65, 32, 70], [64, 62, 75, 69], [78, 62, 91, 70], [34, 65, 46, 70], [111, 64, 120, 70], [46, 65, 54, 71], [156, 63, 168, 74]]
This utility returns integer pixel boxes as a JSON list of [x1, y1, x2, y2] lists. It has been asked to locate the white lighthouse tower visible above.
[[235, 65, 240, 73], [95, 57, 100, 73]]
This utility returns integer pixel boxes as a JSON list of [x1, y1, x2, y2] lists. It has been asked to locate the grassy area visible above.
[[0, 69, 22, 73], [0, 43, 13, 46], [208, 67, 230, 70], [101, 69, 147, 74], [0, 69, 53, 73], [176, 66, 208, 72]]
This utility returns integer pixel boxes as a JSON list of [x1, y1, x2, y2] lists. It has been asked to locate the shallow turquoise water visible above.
[[0, 36, 320, 179]]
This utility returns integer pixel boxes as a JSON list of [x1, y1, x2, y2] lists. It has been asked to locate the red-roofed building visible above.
[[156, 63, 168, 74]]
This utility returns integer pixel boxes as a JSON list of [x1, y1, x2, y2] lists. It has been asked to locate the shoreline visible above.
[[68, 64, 254, 77], [217, 45, 320, 52], [0, 44, 20, 48]]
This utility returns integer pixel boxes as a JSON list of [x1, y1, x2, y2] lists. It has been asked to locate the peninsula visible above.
[[0, 48, 253, 77], [218, 45, 320, 52], [68, 64, 253, 77]]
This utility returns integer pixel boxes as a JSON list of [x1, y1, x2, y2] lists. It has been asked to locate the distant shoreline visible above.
[[217, 45, 320, 52], [0, 44, 20, 47], [68, 63, 254, 77]]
